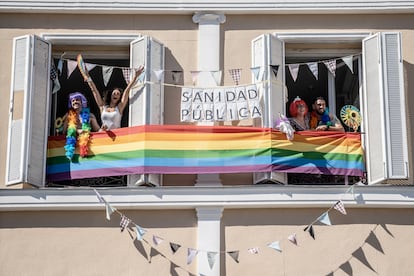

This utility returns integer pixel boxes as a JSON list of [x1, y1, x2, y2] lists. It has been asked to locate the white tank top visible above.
[[101, 106, 122, 130]]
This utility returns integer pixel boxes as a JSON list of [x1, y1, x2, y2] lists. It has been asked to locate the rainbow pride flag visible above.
[[46, 125, 365, 181]]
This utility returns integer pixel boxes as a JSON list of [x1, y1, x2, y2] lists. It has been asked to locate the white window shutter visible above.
[[6, 35, 51, 186], [362, 32, 408, 184], [381, 32, 408, 179], [128, 35, 165, 186], [251, 34, 287, 184]]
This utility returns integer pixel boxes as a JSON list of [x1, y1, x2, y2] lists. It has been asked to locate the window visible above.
[[6, 34, 165, 187], [251, 32, 408, 185]]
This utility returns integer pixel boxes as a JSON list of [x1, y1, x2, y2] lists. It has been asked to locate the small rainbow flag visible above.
[[46, 125, 364, 181]]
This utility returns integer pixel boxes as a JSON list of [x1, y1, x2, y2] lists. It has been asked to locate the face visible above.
[[71, 97, 82, 110], [314, 99, 326, 115], [111, 89, 121, 103], [297, 103, 306, 114]]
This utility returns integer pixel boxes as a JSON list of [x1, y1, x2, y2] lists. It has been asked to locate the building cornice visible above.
[[1, 185, 414, 211], [1, 1, 414, 15]]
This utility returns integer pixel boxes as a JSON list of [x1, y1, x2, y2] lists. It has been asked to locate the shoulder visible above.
[[329, 113, 340, 121]]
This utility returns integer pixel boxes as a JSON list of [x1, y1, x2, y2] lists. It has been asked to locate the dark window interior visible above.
[[51, 58, 130, 135], [285, 58, 360, 132]]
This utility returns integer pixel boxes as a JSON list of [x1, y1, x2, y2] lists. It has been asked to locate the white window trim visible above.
[[275, 32, 372, 43], [41, 33, 142, 46], [0, 186, 413, 211]]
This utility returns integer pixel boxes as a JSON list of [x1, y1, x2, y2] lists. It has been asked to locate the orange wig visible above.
[[289, 97, 308, 117]]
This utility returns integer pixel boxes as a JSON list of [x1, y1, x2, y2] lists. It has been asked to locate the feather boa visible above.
[[78, 107, 91, 157], [64, 108, 91, 160]]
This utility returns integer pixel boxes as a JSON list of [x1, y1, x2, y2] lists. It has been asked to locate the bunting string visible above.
[[51, 54, 360, 93], [91, 183, 382, 275]]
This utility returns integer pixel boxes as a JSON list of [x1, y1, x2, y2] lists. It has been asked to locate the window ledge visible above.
[[1, 185, 414, 211]]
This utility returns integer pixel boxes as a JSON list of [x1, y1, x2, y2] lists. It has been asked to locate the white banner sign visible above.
[[180, 84, 262, 122]]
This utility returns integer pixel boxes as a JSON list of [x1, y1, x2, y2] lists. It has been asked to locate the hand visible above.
[[316, 125, 329, 131], [133, 66, 145, 80], [83, 68, 92, 82], [100, 124, 108, 131]]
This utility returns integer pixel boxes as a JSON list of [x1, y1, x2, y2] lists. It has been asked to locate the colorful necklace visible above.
[[64, 108, 91, 160]]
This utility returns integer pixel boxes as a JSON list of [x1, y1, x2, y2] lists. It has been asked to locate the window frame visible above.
[[6, 33, 166, 187], [252, 31, 409, 185]]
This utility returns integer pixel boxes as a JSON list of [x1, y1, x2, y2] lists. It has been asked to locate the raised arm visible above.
[[84, 69, 105, 111], [118, 65, 144, 114]]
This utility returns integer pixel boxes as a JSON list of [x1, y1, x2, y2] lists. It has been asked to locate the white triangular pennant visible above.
[[105, 202, 116, 221], [152, 235, 164, 246], [135, 224, 147, 241], [207, 252, 218, 269], [342, 55, 354, 73], [324, 59, 336, 77], [288, 64, 300, 82], [267, 241, 282, 252], [93, 188, 105, 203], [228, 68, 242, 85], [211, 70, 222, 86], [85, 62, 96, 72], [187, 248, 198, 265], [288, 233, 297, 245], [318, 212, 332, 225], [119, 215, 131, 232], [250, 66, 261, 82], [190, 71, 201, 86], [67, 60, 77, 79], [153, 69, 164, 83], [307, 62, 318, 80], [334, 200, 347, 215], [346, 185, 356, 199], [122, 68, 131, 84], [102, 66, 114, 87]]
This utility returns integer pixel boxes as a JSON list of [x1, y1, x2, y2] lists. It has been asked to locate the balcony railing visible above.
[[46, 125, 364, 186]]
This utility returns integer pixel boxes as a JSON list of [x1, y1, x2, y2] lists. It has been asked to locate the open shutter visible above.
[[362, 32, 408, 184], [6, 35, 51, 186], [128, 36, 165, 186], [252, 34, 287, 184]]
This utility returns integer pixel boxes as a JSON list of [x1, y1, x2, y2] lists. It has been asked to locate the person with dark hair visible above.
[[288, 96, 310, 131], [309, 96, 344, 132], [84, 66, 144, 130]]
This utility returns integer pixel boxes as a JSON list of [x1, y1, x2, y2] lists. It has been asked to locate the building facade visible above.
[[1, 1, 414, 275]]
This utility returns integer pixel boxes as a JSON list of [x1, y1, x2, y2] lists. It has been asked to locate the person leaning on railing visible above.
[[309, 96, 345, 132], [288, 96, 310, 131]]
